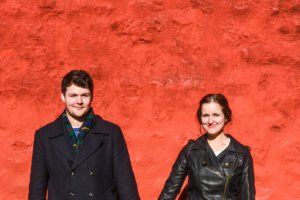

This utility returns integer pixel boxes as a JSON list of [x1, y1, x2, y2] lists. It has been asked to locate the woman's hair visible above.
[[61, 70, 94, 98], [197, 93, 232, 124]]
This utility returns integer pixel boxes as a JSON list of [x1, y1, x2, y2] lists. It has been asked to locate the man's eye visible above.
[[202, 114, 209, 117], [213, 114, 220, 117]]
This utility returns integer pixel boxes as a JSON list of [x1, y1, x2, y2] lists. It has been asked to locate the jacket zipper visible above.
[[222, 176, 230, 200]]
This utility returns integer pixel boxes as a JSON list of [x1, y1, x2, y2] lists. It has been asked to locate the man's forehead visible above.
[[65, 84, 91, 93]]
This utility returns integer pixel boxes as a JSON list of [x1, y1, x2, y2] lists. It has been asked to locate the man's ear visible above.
[[61, 93, 66, 103]]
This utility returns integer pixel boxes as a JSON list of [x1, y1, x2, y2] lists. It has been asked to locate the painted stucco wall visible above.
[[0, 0, 300, 199]]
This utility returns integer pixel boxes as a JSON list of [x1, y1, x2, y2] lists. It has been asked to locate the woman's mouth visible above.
[[207, 123, 216, 128]]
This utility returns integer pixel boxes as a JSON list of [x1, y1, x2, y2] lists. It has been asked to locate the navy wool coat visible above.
[[29, 114, 140, 200]]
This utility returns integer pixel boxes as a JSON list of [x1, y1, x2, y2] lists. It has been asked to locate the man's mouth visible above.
[[74, 107, 84, 110]]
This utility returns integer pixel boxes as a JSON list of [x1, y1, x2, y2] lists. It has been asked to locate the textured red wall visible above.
[[1, 0, 300, 199]]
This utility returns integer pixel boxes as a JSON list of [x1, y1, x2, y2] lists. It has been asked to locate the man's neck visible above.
[[66, 113, 85, 128]]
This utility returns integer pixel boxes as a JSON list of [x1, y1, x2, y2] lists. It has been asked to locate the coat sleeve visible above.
[[112, 126, 140, 200], [28, 131, 49, 200], [158, 143, 190, 200], [240, 150, 256, 200]]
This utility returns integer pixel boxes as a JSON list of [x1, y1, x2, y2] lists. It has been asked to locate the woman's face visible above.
[[201, 102, 226, 136]]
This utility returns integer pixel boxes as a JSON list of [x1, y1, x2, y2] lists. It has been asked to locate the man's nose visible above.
[[76, 96, 83, 103]]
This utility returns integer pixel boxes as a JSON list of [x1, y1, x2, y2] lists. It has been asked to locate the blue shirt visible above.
[[73, 128, 80, 138]]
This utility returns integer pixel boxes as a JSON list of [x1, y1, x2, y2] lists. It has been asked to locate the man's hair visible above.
[[61, 70, 94, 97]]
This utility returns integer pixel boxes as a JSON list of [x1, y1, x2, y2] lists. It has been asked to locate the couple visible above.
[[28, 70, 255, 200]]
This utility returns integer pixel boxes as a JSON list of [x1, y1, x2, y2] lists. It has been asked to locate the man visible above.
[[29, 70, 140, 200]]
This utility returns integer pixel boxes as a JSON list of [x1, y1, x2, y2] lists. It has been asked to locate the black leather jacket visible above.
[[158, 134, 255, 200]]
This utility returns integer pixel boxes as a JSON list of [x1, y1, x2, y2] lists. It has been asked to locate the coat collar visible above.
[[48, 114, 110, 138], [190, 134, 246, 153], [190, 134, 247, 177], [48, 114, 110, 170]]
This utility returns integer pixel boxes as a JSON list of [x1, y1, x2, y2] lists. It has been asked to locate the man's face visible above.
[[61, 84, 92, 121]]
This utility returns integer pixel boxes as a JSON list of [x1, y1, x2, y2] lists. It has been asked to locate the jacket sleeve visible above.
[[28, 131, 49, 200], [112, 126, 140, 200], [240, 150, 256, 200], [158, 143, 190, 200]]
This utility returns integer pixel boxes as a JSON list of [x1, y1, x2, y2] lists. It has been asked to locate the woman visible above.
[[158, 94, 255, 200]]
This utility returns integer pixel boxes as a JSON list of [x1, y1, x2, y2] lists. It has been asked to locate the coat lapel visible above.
[[48, 116, 74, 164], [71, 117, 109, 171], [70, 132, 103, 171], [191, 134, 228, 176], [206, 143, 227, 176], [47, 114, 110, 171]]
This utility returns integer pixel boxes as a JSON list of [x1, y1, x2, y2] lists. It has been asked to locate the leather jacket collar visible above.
[[190, 133, 248, 154]]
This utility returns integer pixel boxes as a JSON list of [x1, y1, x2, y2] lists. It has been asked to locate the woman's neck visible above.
[[207, 132, 230, 155], [207, 132, 227, 143]]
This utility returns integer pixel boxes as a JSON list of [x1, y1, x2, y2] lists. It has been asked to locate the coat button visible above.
[[69, 192, 75, 196], [89, 171, 94, 175], [71, 171, 75, 176], [202, 161, 207, 165], [224, 162, 229, 167], [88, 192, 94, 196]]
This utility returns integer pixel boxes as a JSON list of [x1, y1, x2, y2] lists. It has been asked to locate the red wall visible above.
[[1, 0, 300, 199]]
